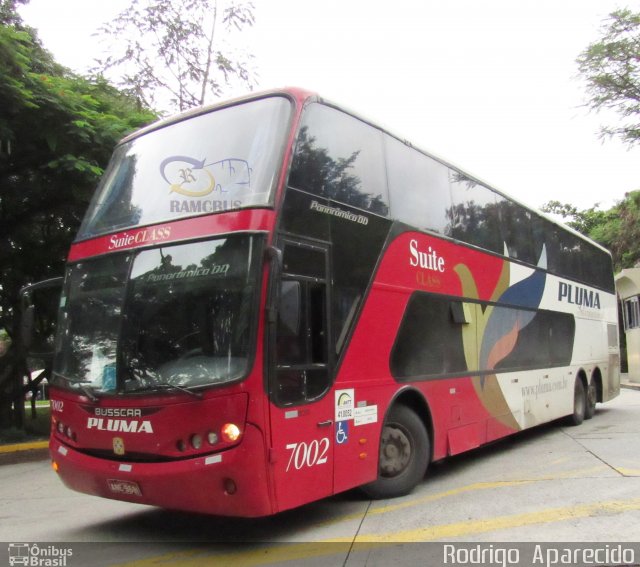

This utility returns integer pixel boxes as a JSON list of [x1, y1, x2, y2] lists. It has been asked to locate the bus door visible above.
[[268, 239, 335, 511]]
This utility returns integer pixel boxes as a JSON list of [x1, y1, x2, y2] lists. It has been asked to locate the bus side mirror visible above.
[[19, 277, 63, 358]]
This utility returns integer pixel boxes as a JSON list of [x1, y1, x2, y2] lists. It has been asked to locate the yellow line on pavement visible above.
[[0, 440, 48, 454], [365, 479, 533, 517], [343, 497, 640, 543], [117, 497, 640, 566], [617, 467, 640, 476], [318, 465, 605, 527]]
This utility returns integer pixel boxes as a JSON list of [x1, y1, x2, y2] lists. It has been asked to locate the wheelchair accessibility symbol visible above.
[[336, 421, 349, 445]]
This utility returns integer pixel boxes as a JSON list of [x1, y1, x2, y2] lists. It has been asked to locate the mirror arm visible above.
[[265, 246, 283, 324]]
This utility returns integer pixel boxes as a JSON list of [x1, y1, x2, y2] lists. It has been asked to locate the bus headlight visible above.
[[190, 434, 203, 450]]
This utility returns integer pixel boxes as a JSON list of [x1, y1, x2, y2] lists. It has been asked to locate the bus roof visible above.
[[121, 87, 611, 257]]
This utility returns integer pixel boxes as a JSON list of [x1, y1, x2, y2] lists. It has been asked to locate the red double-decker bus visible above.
[[48, 88, 620, 517]]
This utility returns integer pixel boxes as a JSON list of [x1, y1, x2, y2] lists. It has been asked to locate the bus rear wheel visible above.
[[361, 404, 429, 499], [567, 378, 586, 426], [585, 378, 597, 420]]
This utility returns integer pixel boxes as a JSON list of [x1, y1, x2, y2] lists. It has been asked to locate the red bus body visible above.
[[49, 88, 620, 516]]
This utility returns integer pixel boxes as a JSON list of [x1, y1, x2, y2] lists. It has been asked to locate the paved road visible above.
[[2, 388, 640, 566]]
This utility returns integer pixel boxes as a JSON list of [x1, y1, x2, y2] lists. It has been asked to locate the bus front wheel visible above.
[[361, 404, 429, 499]]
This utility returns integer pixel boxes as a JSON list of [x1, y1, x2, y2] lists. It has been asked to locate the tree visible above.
[[0, 0, 157, 427], [94, 0, 256, 113], [576, 8, 640, 146], [589, 191, 640, 270], [542, 191, 640, 271], [539, 201, 609, 235]]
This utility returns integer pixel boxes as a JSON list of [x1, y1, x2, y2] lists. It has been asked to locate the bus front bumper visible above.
[[49, 423, 273, 517]]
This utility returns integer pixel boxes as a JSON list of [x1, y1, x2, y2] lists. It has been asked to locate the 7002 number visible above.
[[285, 438, 330, 472]]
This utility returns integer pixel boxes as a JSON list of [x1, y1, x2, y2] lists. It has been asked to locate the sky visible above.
[[17, 0, 640, 213]]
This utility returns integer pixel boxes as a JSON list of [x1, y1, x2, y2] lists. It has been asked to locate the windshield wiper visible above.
[[53, 373, 99, 402], [75, 384, 99, 402], [154, 383, 203, 399], [127, 382, 203, 399]]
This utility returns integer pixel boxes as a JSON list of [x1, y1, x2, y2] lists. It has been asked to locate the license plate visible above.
[[107, 479, 142, 496]]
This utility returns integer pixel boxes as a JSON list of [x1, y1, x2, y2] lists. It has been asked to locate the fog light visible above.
[[51, 461, 59, 473], [223, 478, 237, 495], [176, 440, 186, 452], [207, 432, 218, 445], [221, 423, 241, 443], [57, 421, 65, 434], [190, 434, 203, 450]]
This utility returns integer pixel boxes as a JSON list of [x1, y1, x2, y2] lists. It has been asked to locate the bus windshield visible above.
[[77, 96, 292, 240], [53, 234, 262, 394]]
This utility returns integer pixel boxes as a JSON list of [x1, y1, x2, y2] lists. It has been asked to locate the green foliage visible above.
[[95, 0, 256, 112], [0, 6, 157, 331], [577, 8, 640, 146], [591, 191, 640, 269], [540, 200, 610, 235], [542, 191, 640, 271]]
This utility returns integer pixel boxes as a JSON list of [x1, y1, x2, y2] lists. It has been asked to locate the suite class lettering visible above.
[[109, 227, 172, 250], [409, 239, 445, 272]]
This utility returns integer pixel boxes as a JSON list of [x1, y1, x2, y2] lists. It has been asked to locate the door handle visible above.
[[317, 420, 333, 428]]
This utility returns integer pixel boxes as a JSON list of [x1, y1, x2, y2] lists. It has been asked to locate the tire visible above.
[[567, 378, 586, 426], [584, 378, 597, 420], [361, 404, 430, 499]]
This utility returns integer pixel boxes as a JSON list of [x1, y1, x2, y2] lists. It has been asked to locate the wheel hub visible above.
[[380, 426, 411, 477]]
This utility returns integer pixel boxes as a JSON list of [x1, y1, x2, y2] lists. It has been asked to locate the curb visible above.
[[0, 440, 49, 466], [621, 382, 640, 391], [0, 440, 49, 454]]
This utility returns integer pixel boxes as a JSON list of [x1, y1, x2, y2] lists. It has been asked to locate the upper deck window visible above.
[[289, 103, 389, 216], [77, 96, 292, 240]]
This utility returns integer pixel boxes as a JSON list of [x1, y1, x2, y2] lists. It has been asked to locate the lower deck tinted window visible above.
[[391, 293, 575, 381], [390, 294, 467, 378]]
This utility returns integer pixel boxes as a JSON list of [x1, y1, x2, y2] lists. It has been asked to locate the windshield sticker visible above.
[[170, 199, 242, 214], [161, 156, 250, 213], [145, 263, 230, 283], [161, 156, 251, 195]]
